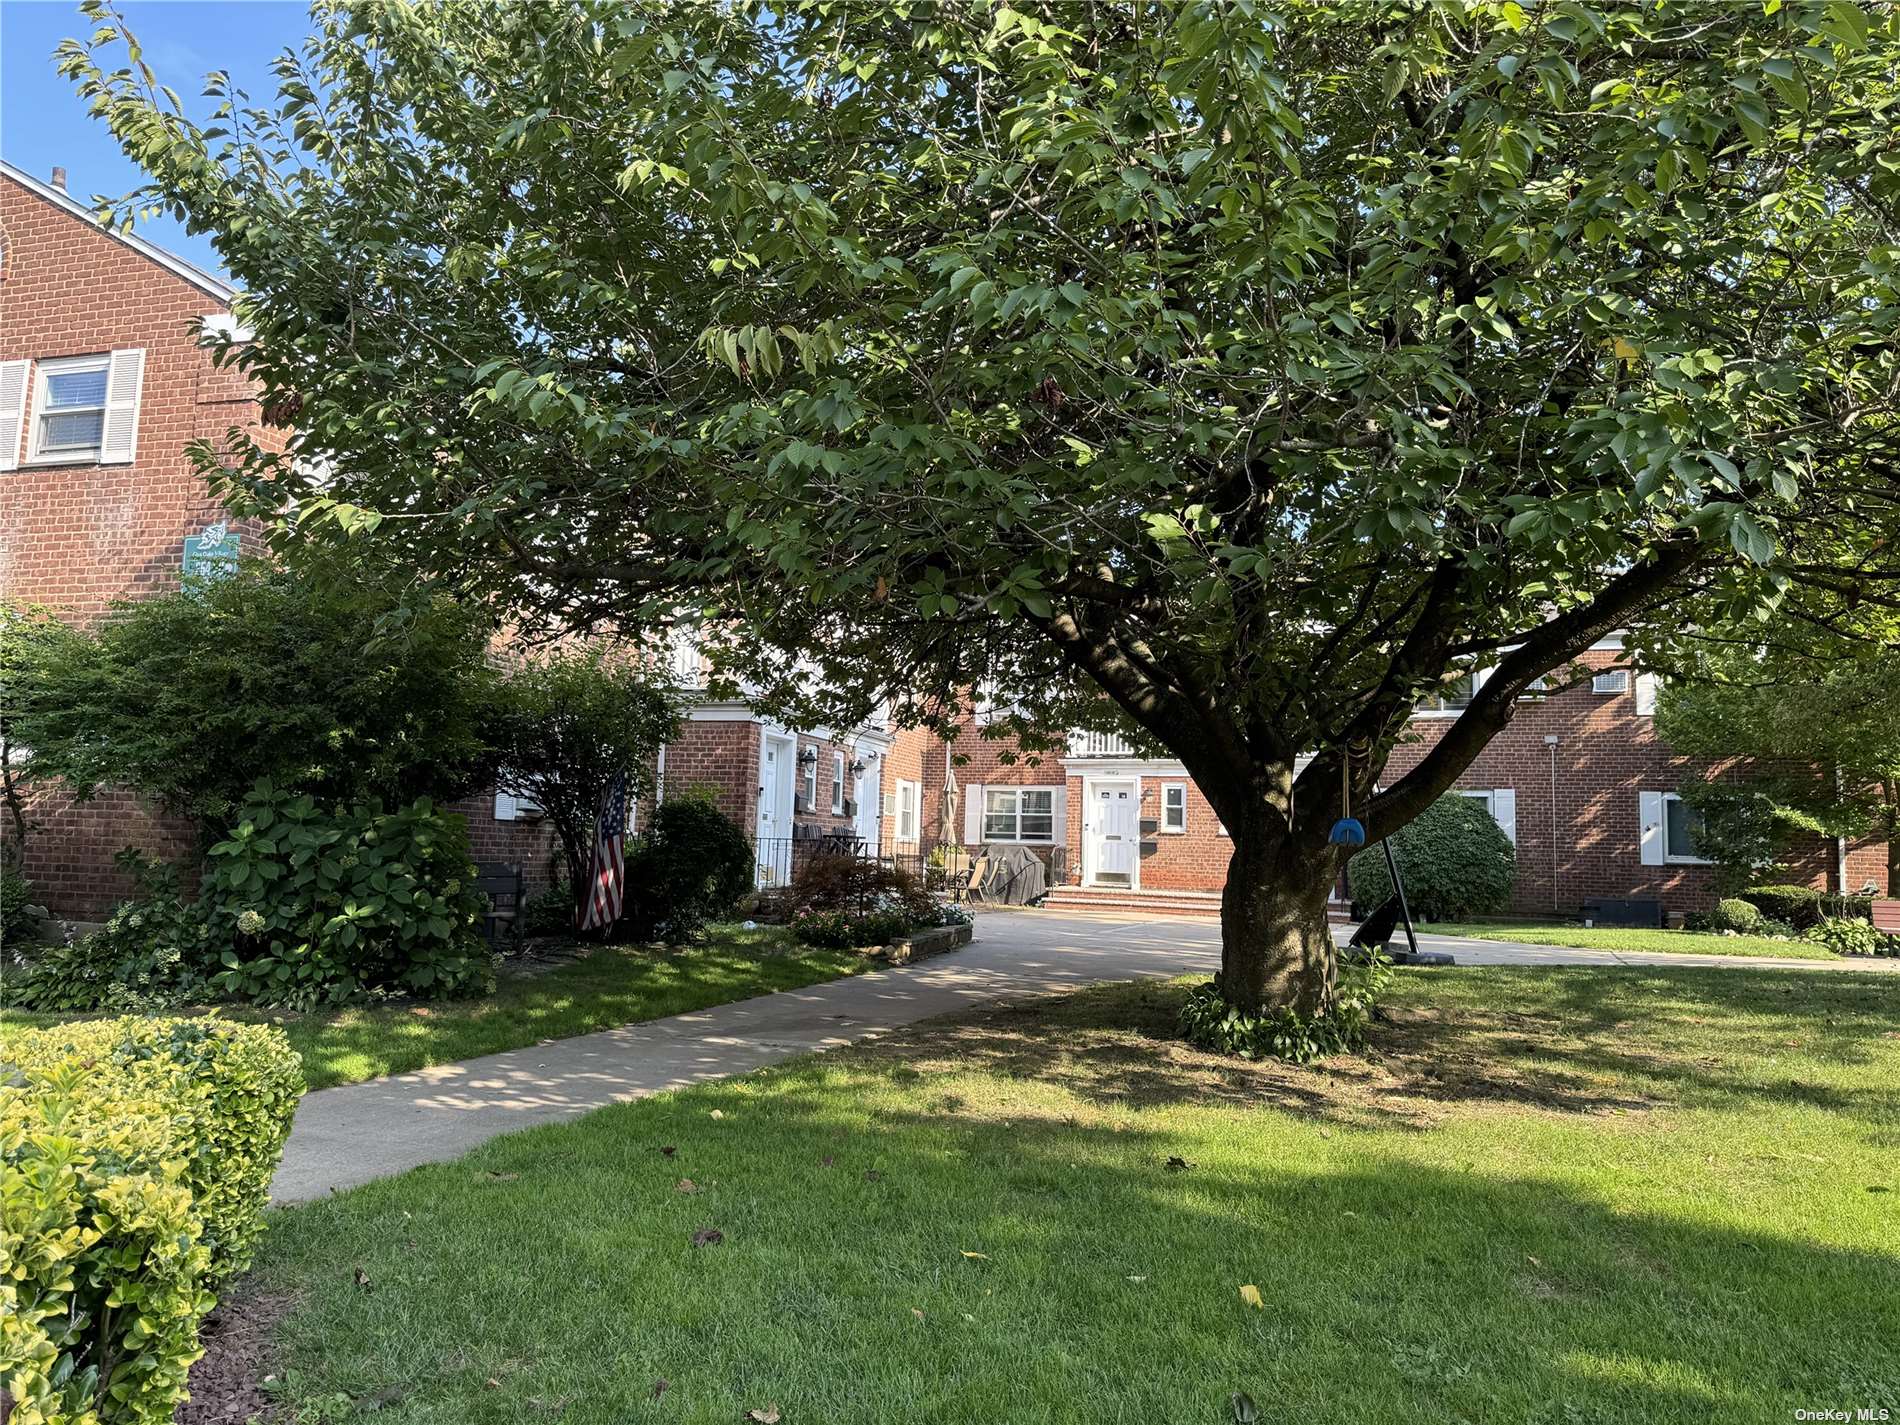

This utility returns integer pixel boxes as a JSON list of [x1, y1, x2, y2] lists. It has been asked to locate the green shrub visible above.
[[1178, 952, 1393, 1064], [790, 907, 913, 949], [1805, 917, 1882, 956], [1, 856, 213, 1013], [1, 1016, 302, 1425], [519, 878, 576, 937], [201, 780, 493, 1008], [619, 795, 754, 941], [1740, 884, 1822, 928], [1711, 897, 1763, 933], [1347, 795, 1515, 921], [1, 862, 38, 947]]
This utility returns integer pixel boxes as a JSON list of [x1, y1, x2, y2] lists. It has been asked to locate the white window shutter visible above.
[[100, 348, 146, 464], [881, 791, 896, 819], [1638, 792, 1665, 865], [1634, 672, 1659, 716], [0, 360, 28, 471], [964, 784, 984, 843], [1491, 789, 1517, 846], [494, 791, 519, 821], [1050, 786, 1069, 847]]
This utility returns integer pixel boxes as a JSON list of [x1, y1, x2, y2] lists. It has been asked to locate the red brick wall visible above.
[[0, 171, 279, 916], [662, 720, 759, 830]]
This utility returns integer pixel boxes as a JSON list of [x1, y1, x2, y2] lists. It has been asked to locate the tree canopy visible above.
[[65, 0, 1900, 1012]]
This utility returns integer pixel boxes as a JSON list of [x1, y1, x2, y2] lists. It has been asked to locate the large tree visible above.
[[65, 0, 1900, 1016]]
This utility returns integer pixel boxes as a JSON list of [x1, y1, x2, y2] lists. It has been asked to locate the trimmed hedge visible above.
[[1711, 897, 1763, 933], [1347, 794, 1515, 922], [1740, 884, 1872, 929], [1, 1018, 303, 1425]]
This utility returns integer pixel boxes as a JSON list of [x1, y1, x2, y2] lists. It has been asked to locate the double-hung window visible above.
[[1663, 793, 1707, 863], [982, 787, 1056, 843], [1161, 783, 1187, 832], [31, 355, 110, 462], [895, 781, 921, 843], [831, 751, 845, 814]]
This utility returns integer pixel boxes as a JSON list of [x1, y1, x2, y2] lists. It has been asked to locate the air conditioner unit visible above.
[[1592, 670, 1629, 694]]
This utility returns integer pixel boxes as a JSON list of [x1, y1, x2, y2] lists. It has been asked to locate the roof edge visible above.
[[0, 159, 237, 304]]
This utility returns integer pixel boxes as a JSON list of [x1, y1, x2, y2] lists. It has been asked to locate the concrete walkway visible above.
[[270, 908, 1898, 1203]]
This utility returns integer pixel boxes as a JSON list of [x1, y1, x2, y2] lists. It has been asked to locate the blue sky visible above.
[[2, 0, 314, 277]]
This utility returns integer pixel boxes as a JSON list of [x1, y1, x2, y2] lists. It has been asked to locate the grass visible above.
[[0, 925, 866, 1091], [1425, 920, 1840, 959], [248, 965, 1900, 1423]]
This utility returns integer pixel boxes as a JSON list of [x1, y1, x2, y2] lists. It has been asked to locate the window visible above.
[[895, 780, 921, 843], [831, 751, 845, 814], [982, 787, 1056, 842], [1663, 793, 1707, 863], [1459, 789, 1493, 815], [30, 355, 109, 461], [800, 752, 817, 811], [1161, 782, 1187, 832], [1592, 669, 1629, 694], [1416, 671, 1479, 716]]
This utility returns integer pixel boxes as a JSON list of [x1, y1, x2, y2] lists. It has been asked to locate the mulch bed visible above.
[[176, 1283, 295, 1425]]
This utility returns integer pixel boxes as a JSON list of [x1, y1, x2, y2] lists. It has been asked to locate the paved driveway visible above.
[[270, 908, 1895, 1203]]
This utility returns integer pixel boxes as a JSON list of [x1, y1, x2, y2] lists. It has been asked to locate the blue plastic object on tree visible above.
[[1328, 817, 1366, 846]]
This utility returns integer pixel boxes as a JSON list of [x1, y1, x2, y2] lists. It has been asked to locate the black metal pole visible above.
[[1383, 836, 1419, 955]]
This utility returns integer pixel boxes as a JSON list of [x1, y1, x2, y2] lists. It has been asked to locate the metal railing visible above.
[[750, 835, 963, 899], [1066, 729, 1137, 757]]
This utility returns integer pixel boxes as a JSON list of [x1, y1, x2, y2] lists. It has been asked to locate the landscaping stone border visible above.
[[875, 921, 974, 965]]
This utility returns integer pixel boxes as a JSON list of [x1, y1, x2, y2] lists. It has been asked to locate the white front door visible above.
[[1085, 780, 1139, 887], [757, 734, 796, 884], [855, 752, 882, 847]]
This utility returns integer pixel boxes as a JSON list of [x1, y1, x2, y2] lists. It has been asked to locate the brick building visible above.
[[1, 160, 270, 915], [893, 639, 1891, 919]]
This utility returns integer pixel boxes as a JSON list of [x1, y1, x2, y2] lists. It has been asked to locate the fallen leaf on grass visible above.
[[960, 1251, 989, 1261], [911, 1308, 925, 1322], [1164, 1156, 1193, 1172], [676, 1179, 698, 1194], [710, 1109, 725, 1120], [485, 1171, 519, 1182], [353, 1267, 373, 1293], [1238, 1284, 1263, 1310], [746, 1409, 781, 1424], [1126, 1275, 1148, 1283], [1526, 1255, 1543, 1268], [652, 1379, 669, 1400], [1231, 1391, 1260, 1422], [484, 1379, 501, 1390], [692, 1227, 725, 1247], [660, 1145, 678, 1158]]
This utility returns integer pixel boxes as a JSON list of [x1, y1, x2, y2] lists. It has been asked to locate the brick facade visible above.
[[0, 163, 272, 916], [908, 645, 1891, 918]]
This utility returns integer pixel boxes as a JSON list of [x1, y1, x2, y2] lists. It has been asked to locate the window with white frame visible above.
[[831, 751, 845, 814], [1415, 670, 1479, 716], [1459, 789, 1493, 815], [800, 752, 817, 811], [30, 355, 110, 462], [1663, 793, 1707, 863], [1592, 669, 1629, 694], [895, 780, 921, 842], [1161, 782, 1187, 832], [982, 786, 1056, 842]]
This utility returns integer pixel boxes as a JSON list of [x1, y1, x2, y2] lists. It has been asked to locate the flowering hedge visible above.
[[1, 1017, 302, 1425]]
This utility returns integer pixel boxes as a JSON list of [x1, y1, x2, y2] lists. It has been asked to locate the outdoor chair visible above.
[[475, 861, 525, 945]]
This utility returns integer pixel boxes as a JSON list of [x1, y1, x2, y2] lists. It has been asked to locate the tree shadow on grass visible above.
[[255, 1055, 1900, 1425], [835, 968, 1900, 1135]]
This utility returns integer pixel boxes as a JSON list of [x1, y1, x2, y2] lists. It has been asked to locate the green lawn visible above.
[[0, 926, 865, 1091], [1425, 920, 1840, 959], [247, 966, 1900, 1423]]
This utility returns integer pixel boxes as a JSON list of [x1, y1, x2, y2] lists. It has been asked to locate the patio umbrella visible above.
[[938, 764, 959, 847]]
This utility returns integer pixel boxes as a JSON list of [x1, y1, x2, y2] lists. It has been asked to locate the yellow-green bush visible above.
[[1, 1017, 302, 1425]]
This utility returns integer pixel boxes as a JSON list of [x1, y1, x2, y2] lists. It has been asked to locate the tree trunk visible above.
[[1218, 817, 1339, 1017]]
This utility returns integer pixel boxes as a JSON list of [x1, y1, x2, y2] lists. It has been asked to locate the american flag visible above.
[[578, 772, 628, 932]]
